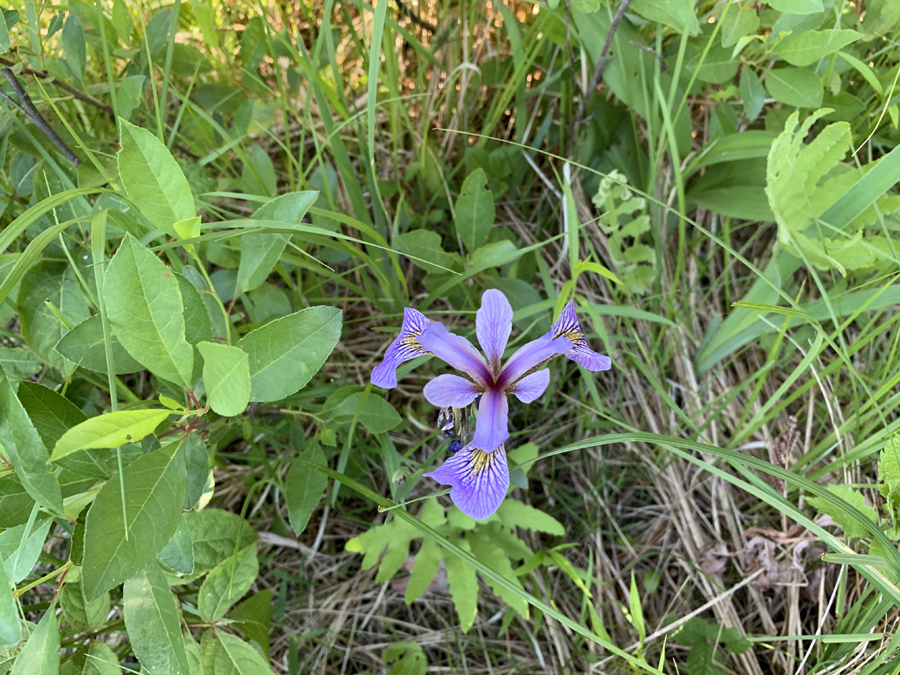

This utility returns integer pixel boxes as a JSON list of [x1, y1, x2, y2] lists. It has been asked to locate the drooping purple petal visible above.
[[424, 443, 509, 520], [471, 388, 509, 451], [552, 301, 612, 372], [507, 369, 550, 403], [476, 289, 513, 375], [424, 374, 482, 408], [371, 308, 431, 388], [417, 322, 492, 388], [496, 334, 571, 389]]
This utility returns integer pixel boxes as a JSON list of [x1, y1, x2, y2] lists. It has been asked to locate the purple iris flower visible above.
[[371, 289, 611, 520]]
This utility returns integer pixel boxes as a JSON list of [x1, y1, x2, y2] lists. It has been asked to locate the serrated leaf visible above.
[[82, 442, 187, 599], [200, 629, 274, 675], [237, 306, 341, 402], [197, 342, 250, 416], [444, 539, 478, 632], [60, 580, 110, 631], [345, 518, 417, 582], [496, 500, 564, 535], [105, 234, 194, 388], [118, 120, 195, 237], [383, 642, 427, 675], [0, 367, 63, 516], [286, 443, 327, 536], [773, 29, 860, 67], [199, 545, 258, 622], [55, 314, 143, 375], [807, 485, 877, 538], [124, 562, 191, 675], [454, 169, 495, 253], [469, 531, 529, 619], [53, 409, 169, 461], [10, 609, 58, 675], [405, 537, 442, 604], [0, 554, 20, 648]]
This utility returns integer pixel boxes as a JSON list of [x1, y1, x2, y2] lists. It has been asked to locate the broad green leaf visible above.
[[198, 544, 258, 622], [631, 0, 699, 35], [176, 273, 213, 345], [0, 474, 32, 529], [0, 348, 41, 379], [61, 641, 121, 675], [394, 230, 459, 274], [0, 519, 52, 582], [60, 580, 110, 631], [496, 500, 565, 535], [61, 15, 86, 83], [229, 591, 273, 660], [118, 119, 195, 237], [0, 560, 19, 648], [329, 391, 401, 433], [52, 409, 170, 461], [235, 234, 288, 296], [255, 191, 317, 223], [773, 29, 860, 67], [55, 315, 143, 375], [105, 234, 194, 388], [807, 486, 877, 538], [16, 381, 87, 450], [124, 562, 191, 675], [197, 342, 251, 417], [0, 11, 9, 54], [444, 539, 478, 632], [404, 537, 442, 604], [285, 443, 327, 536], [0, 368, 63, 516], [237, 306, 342, 402], [383, 642, 427, 675], [739, 68, 766, 122], [183, 509, 257, 574], [721, 5, 758, 48], [345, 517, 418, 582], [469, 240, 519, 270], [82, 442, 187, 599], [199, 629, 274, 675], [183, 432, 209, 511], [766, 0, 823, 13], [765, 68, 823, 108], [469, 531, 529, 618], [10, 609, 58, 675], [157, 515, 194, 575], [18, 262, 90, 372], [454, 169, 495, 254]]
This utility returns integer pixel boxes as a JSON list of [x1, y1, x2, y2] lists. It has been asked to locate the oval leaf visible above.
[[197, 342, 251, 417], [286, 443, 327, 536], [52, 409, 170, 461]]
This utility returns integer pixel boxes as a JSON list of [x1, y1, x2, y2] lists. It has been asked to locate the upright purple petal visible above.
[[496, 334, 571, 389], [417, 322, 492, 388], [552, 301, 612, 372], [424, 374, 482, 408], [476, 289, 513, 375], [471, 388, 509, 451], [424, 443, 509, 520], [371, 308, 431, 388], [507, 369, 550, 403]]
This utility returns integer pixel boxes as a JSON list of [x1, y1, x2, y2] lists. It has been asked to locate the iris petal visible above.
[[471, 388, 509, 451], [476, 289, 513, 375], [552, 301, 612, 372], [418, 322, 492, 388], [508, 369, 550, 403], [371, 308, 431, 388], [424, 443, 509, 520], [424, 374, 482, 407], [497, 334, 571, 389]]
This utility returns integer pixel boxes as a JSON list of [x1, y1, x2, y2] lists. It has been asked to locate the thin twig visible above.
[[629, 40, 666, 70], [0, 56, 115, 116], [2, 67, 81, 166], [573, 0, 632, 129]]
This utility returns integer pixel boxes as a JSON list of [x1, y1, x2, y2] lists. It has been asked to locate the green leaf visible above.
[[157, 515, 194, 575], [55, 315, 144, 375], [469, 531, 529, 619], [765, 0, 823, 13], [0, 559, 20, 648], [739, 68, 766, 121], [228, 590, 273, 659], [200, 629, 274, 675], [721, 6, 758, 48], [328, 391, 401, 433], [198, 544, 258, 622], [444, 539, 478, 632], [808, 486, 877, 538], [82, 442, 187, 599], [183, 432, 209, 511], [773, 29, 860, 67], [0, 348, 42, 379], [0, 368, 63, 517], [176, 273, 213, 346], [345, 517, 417, 582], [197, 342, 251, 417], [394, 230, 459, 274], [52, 409, 170, 461], [454, 169, 495, 253], [0, 519, 52, 583], [10, 609, 58, 675], [61, 642, 121, 675], [60, 580, 110, 631], [0, 474, 34, 528], [496, 500, 564, 535], [286, 443, 327, 536], [61, 15, 86, 83], [105, 234, 194, 388], [118, 119, 195, 237], [235, 234, 288, 296], [17, 381, 87, 448], [383, 642, 427, 675], [184, 509, 257, 574], [765, 68, 823, 108], [404, 537, 442, 604], [630, 0, 699, 35], [123, 562, 191, 675], [237, 306, 342, 402], [0, 11, 9, 55]]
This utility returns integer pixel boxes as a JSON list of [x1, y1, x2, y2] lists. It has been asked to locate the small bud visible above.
[[448, 439, 463, 454]]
